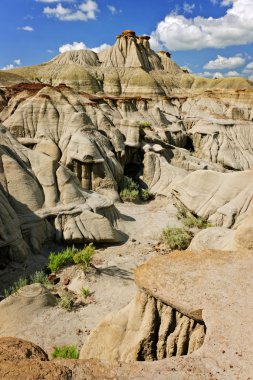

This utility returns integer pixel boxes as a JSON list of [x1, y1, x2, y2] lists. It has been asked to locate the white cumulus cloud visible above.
[[226, 70, 240, 76], [17, 26, 34, 32], [204, 55, 245, 70], [150, 0, 253, 51], [2, 59, 22, 70], [43, 0, 99, 21], [59, 41, 88, 53], [59, 41, 111, 53], [92, 43, 111, 53]]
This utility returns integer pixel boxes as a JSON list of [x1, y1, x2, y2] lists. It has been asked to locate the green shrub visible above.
[[57, 293, 74, 311], [177, 204, 211, 229], [48, 246, 77, 273], [73, 243, 95, 270], [120, 176, 140, 202], [138, 121, 152, 128], [162, 227, 192, 250], [4, 277, 28, 298], [30, 271, 49, 285], [140, 188, 155, 201], [80, 287, 91, 298], [120, 188, 139, 202], [52, 345, 79, 359]]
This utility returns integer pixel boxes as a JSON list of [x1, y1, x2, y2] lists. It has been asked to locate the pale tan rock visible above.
[[80, 250, 253, 379]]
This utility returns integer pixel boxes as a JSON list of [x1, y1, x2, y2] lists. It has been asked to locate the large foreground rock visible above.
[[80, 249, 253, 379]]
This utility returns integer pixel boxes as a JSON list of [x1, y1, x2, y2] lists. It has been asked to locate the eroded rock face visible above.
[[0, 30, 253, 259], [80, 249, 253, 379], [80, 290, 205, 362]]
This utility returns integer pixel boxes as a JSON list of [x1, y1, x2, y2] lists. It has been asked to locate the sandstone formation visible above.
[[80, 249, 253, 379]]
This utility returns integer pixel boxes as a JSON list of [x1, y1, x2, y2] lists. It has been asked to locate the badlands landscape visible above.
[[0, 30, 253, 379]]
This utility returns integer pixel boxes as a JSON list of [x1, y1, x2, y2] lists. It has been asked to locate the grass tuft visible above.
[[52, 345, 79, 359], [80, 287, 91, 299], [57, 292, 74, 311], [48, 246, 76, 273]]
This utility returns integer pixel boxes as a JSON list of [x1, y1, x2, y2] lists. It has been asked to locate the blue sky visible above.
[[1, 0, 253, 79]]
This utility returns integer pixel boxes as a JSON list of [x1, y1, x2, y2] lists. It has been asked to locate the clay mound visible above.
[[0, 336, 48, 361], [49, 50, 100, 67]]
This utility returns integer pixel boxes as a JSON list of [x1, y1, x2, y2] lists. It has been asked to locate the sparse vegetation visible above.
[[48, 246, 76, 273], [120, 176, 139, 202], [162, 227, 192, 250], [80, 287, 91, 299], [52, 345, 79, 359], [120, 176, 154, 203], [4, 277, 28, 298], [140, 188, 155, 202], [177, 204, 211, 229], [47, 244, 95, 273], [138, 121, 152, 128], [30, 271, 49, 285], [57, 292, 74, 311], [3, 270, 50, 298], [73, 243, 95, 270]]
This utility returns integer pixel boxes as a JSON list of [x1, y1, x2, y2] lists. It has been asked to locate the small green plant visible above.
[[177, 204, 211, 229], [120, 176, 139, 202], [80, 287, 91, 299], [73, 243, 95, 270], [162, 227, 192, 250], [57, 292, 74, 311], [4, 277, 28, 298], [140, 188, 155, 202], [138, 121, 152, 128], [30, 271, 49, 285], [52, 345, 79, 359], [48, 246, 77, 273]]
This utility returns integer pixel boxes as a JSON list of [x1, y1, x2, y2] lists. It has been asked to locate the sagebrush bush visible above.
[[57, 292, 74, 311], [177, 204, 211, 229], [30, 271, 49, 285], [162, 227, 192, 250], [120, 176, 139, 202], [52, 345, 79, 359], [4, 277, 28, 298], [120, 176, 154, 203], [140, 188, 155, 201]]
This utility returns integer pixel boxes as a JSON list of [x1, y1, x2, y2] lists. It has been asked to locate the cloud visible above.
[[59, 41, 88, 53], [43, 0, 99, 21], [107, 5, 117, 14], [59, 41, 111, 53], [226, 70, 240, 76], [245, 61, 253, 69], [213, 72, 224, 78], [2, 59, 21, 70], [91, 43, 111, 53], [248, 75, 253, 81], [183, 3, 195, 14], [17, 26, 34, 31], [204, 55, 245, 70], [150, 0, 253, 51]]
